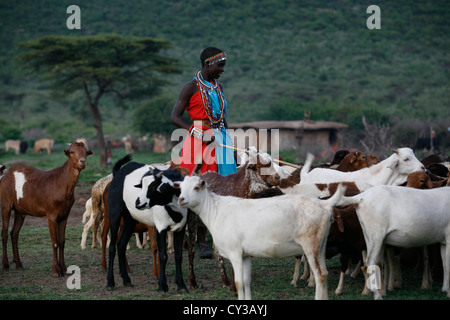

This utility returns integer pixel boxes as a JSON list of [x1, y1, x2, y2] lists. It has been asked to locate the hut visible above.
[[227, 120, 348, 158]]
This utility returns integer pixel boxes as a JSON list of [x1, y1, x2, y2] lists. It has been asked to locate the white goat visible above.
[[337, 185, 450, 300], [80, 198, 103, 249], [299, 148, 425, 194], [176, 175, 346, 300]]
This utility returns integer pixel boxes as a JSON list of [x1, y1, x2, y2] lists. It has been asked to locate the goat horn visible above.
[[193, 163, 203, 176]]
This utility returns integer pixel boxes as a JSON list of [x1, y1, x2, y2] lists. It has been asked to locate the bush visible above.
[[0, 122, 21, 140], [132, 96, 177, 135]]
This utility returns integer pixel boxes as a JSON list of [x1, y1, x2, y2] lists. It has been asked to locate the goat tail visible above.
[[112, 154, 133, 176], [300, 153, 315, 181], [334, 193, 363, 208], [321, 183, 347, 212]]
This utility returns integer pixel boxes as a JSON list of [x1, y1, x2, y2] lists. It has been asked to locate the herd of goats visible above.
[[1, 141, 449, 300]]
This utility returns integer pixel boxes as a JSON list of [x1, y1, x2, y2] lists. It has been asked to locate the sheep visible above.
[[0, 141, 93, 276], [299, 148, 425, 192], [176, 172, 346, 300], [337, 185, 450, 300], [106, 155, 189, 293]]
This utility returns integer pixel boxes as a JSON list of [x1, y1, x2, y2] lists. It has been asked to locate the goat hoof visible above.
[[158, 287, 169, 293], [106, 285, 115, 291], [177, 286, 188, 293], [124, 282, 134, 288]]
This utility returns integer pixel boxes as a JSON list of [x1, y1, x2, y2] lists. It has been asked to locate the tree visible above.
[[17, 34, 181, 167]]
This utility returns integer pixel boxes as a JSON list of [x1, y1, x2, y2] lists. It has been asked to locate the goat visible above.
[[0, 141, 93, 276], [80, 174, 112, 250], [337, 185, 450, 300], [80, 198, 103, 250], [383, 171, 446, 292], [101, 181, 159, 279], [33, 138, 55, 154], [290, 151, 376, 293], [176, 173, 346, 300], [106, 155, 188, 293], [5, 140, 20, 155], [0, 164, 6, 180], [300, 148, 425, 191], [199, 154, 281, 293]]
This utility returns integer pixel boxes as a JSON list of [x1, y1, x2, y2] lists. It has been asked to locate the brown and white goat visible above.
[[0, 141, 93, 276]]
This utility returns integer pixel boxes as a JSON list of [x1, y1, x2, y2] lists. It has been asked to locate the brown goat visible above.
[[335, 152, 378, 172], [0, 142, 93, 276]]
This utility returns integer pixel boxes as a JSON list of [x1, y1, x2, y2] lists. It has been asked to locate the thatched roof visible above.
[[228, 120, 348, 131]]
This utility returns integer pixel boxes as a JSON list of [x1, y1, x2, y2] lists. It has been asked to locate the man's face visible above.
[[208, 60, 226, 79]]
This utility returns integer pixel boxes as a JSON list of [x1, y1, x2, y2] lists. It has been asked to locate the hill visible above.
[[0, 0, 449, 149]]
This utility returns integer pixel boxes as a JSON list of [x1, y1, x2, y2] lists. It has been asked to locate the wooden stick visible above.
[[216, 143, 302, 169]]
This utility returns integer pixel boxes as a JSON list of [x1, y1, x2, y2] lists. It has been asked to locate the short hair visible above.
[[200, 47, 225, 66]]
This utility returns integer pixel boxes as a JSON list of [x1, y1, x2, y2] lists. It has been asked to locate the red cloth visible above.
[[180, 90, 218, 175], [185, 91, 208, 121]]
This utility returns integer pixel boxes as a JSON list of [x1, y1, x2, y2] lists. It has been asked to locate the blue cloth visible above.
[[195, 76, 237, 176]]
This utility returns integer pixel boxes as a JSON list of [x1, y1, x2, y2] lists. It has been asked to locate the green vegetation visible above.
[[16, 34, 181, 166], [0, 1, 448, 153]]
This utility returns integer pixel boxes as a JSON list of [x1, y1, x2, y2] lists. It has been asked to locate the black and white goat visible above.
[[106, 155, 188, 293]]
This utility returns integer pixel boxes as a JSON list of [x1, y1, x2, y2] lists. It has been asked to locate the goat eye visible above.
[[404, 158, 409, 161]]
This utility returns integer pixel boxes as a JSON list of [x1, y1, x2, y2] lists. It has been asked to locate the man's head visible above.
[[200, 47, 226, 67]]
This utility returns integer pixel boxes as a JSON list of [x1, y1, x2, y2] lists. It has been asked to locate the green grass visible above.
[[0, 225, 447, 300], [0, 146, 174, 183]]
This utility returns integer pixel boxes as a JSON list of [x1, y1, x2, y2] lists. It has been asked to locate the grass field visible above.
[[0, 223, 447, 301], [0, 147, 448, 301]]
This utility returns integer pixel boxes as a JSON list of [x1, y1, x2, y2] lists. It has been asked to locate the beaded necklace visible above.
[[195, 70, 226, 129]]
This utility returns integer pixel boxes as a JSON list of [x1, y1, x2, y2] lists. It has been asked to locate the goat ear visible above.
[[392, 148, 399, 155], [197, 179, 206, 189], [87, 150, 93, 156], [387, 158, 399, 169], [257, 155, 271, 168], [336, 216, 345, 233], [173, 182, 181, 189]]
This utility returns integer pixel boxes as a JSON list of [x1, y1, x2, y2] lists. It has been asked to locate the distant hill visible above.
[[0, 0, 448, 143]]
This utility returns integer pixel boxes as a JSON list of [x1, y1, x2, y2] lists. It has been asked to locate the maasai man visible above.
[[171, 47, 237, 258]]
